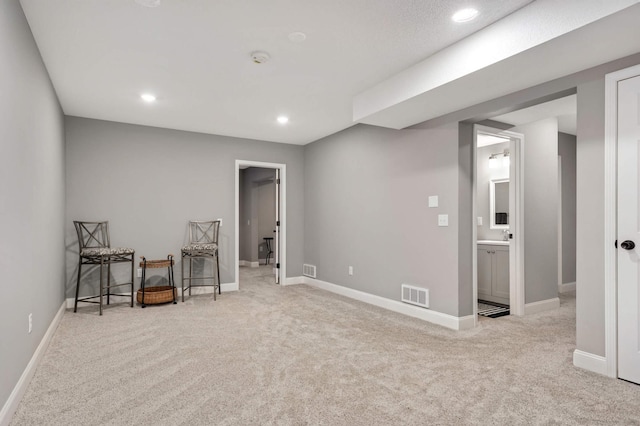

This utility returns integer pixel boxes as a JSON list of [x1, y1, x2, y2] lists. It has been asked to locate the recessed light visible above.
[[135, 0, 160, 7], [277, 116, 289, 124], [288, 32, 307, 43], [452, 8, 479, 23], [141, 93, 156, 102]]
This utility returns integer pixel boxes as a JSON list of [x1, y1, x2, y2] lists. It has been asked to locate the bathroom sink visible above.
[[477, 240, 510, 246]]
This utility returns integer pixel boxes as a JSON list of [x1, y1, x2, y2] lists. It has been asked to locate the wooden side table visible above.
[[137, 255, 177, 307]]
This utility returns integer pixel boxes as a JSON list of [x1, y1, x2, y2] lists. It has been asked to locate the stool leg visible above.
[[170, 260, 177, 304], [99, 257, 104, 316], [74, 260, 82, 313], [189, 258, 193, 296], [216, 252, 221, 295], [106, 261, 111, 306], [181, 254, 185, 302], [130, 254, 135, 308]]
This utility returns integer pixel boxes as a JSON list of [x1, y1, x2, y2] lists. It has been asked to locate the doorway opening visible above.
[[473, 125, 525, 322], [235, 160, 286, 289]]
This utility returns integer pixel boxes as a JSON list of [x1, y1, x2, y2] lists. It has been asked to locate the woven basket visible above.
[[137, 286, 177, 305]]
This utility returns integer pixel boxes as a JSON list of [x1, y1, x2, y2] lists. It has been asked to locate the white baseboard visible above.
[[0, 301, 66, 426], [559, 281, 576, 293], [524, 297, 560, 315], [303, 277, 474, 331], [283, 276, 304, 286], [573, 349, 608, 376]]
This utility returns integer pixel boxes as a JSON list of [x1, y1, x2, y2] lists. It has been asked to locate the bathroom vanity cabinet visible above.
[[477, 243, 509, 305]]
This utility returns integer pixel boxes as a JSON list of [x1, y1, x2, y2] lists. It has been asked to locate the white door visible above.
[[617, 74, 640, 385]]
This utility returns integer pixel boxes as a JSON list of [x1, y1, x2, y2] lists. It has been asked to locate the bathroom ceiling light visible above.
[[277, 115, 289, 124], [140, 93, 156, 102], [488, 154, 498, 169], [452, 8, 479, 23]]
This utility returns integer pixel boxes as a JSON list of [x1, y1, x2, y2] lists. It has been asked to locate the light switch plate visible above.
[[438, 214, 449, 227], [477, 216, 483, 226], [428, 195, 439, 208]]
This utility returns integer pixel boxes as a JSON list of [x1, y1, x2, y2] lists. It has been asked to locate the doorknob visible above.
[[621, 240, 636, 250]]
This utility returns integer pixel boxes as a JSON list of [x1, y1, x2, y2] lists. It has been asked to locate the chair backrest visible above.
[[188, 220, 220, 245], [74, 221, 110, 250]]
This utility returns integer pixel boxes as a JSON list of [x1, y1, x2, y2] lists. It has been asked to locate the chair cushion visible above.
[[81, 247, 135, 256], [182, 243, 217, 252]]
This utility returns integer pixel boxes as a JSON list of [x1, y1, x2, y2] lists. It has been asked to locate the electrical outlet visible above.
[[137, 268, 142, 278], [28, 313, 32, 334], [217, 218, 223, 227], [348, 266, 353, 276]]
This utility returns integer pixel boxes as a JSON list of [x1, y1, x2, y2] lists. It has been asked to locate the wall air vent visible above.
[[302, 264, 316, 278], [401, 284, 429, 308]]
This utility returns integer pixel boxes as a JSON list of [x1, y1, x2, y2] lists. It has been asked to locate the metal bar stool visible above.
[[263, 237, 273, 265], [181, 220, 221, 301], [73, 221, 135, 315]]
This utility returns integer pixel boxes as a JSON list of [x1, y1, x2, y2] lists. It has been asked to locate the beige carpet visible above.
[[10, 266, 640, 425]]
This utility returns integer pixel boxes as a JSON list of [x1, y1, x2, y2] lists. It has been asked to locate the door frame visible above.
[[473, 125, 526, 323], [235, 160, 287, 288], [603, 63, 640, 378]]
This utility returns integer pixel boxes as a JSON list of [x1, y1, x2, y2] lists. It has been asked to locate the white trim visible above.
[[235, 160, 287, 290], [603, 64, 640, 378], [523, 297, 560, 315], [558, 155, 563, 292], [303, 277, 474, 331], [0, 302, 66, 426], [284, 276, 304, 286], [558, 281, 576, 293], [573, 349, 608, 376], [239, 260, 260, 268]]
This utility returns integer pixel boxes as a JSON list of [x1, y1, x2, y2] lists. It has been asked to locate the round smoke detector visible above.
[[251, 51, 271, 64]]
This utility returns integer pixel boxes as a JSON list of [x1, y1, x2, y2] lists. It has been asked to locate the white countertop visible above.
[[477, 240, 510, 246]]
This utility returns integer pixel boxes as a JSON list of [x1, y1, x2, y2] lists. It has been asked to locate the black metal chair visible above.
[[181, 220, 221, 301], [263, 237, 273, 265], [73, 221, 135, 315]]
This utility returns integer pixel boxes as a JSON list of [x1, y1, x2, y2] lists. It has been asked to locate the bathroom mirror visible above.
[[490, 178, 509, 229]]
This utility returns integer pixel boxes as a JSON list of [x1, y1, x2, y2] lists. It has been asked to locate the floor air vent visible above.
[[303, 264, 316, 278], [401, 284, 429, 308]]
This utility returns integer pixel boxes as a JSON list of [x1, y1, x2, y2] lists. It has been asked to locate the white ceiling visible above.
[[493, 95, 577, 135], [19, 0, 534, 145]]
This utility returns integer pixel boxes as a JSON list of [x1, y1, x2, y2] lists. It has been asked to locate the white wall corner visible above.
[[0, 301, 66, 426], [558, 281, 576, 293], [303, 277, 472, 331], [524, 297, 560, 315], [573, 349, 608, 376]]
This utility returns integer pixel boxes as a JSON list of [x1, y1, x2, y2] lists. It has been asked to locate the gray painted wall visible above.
[[576, 79, 606, 357], [476, 141, 510, 241], [65, 117, 304, 297], [512, 118, 559, 305], [304, 123, 463, 316], [0, 0, 65, 413], [558, 132, 577, 285]]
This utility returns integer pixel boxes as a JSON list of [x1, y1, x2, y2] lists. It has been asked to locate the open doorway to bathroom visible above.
[[474, 126, 524, 320], [235, 160, 286, 289], [473, 93, 577, 324]]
